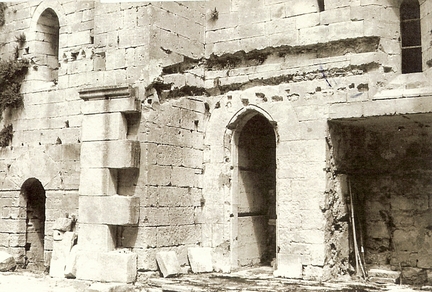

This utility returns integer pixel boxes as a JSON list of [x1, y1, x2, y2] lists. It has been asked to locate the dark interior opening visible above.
[[318, 0, 325, 12], [21, 178, 46, 270], [236, 114, 276, 266], [329, 114, 432, 285]]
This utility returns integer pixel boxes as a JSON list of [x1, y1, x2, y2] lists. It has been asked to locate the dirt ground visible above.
[[0, 267, 430, 292]]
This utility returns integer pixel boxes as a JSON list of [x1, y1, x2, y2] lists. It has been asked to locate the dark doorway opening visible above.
[[236, 114, 276, 267], [21, 178, 46, 270]]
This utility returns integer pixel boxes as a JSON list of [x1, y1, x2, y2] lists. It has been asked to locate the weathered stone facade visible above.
[[0, 0, 432, 285]]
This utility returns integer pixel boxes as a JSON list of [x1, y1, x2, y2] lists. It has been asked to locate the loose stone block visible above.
[[156, 251, 181, 277], [81, 113, 127, 142], [78, 224, 115, 252], [75, 250, 137, 283], [50, 232, 77, 278], [188, 247, 213, 273], [79, 196, 140, 225], [79, 168, 118, 196], [274, 254, 303, 279], [81, 140, 140, 169], [0, 251, 16, 272]]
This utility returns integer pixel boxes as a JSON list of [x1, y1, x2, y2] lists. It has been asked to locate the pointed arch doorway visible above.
[[230, 110, 277, 267], [21, 178, 46, 270]]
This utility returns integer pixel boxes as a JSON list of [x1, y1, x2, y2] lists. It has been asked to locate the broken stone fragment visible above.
[[50, 232, 77, 278], [0, 251, 16, 272], [64, 244, 78, 278], [53, 217, 73, 232], [156, 251, 181, 278]]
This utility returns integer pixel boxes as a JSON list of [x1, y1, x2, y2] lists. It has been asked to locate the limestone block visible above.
[[78, 224, 115, 252], [81, 113, 127, 142], [286, 0, 317, 17], [75, 250, 137, 283], [156, 251, 181, 277], [81, 140, 140, 169], [79, 196, 140, 225], [64, 245, 78, 278], [80, 167, 118, 196], [188, 247, 213, 273], [53, 217, 73, 232], [274, 254, 303, 279], [0, 251, 16, 272], [50, 232, 77, 278]]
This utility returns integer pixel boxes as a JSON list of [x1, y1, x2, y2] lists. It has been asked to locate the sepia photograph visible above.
[[0, 0, 430, 291]]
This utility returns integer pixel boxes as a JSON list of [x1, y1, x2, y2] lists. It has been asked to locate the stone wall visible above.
[[0, 0, 431, 283], [0, 0, 206, 274]]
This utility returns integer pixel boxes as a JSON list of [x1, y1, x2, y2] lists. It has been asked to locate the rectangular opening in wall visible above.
[[328, 113, 432, 285], [318, 0, 325, 12]]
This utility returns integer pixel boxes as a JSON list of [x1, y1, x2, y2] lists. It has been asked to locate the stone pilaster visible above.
[[76, 86, 140, 283]]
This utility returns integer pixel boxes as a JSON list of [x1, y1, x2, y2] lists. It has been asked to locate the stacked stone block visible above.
[[76, 86, 140, 283], [127, 96, 206, 271]]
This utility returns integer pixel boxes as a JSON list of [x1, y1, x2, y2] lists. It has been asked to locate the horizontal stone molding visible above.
[[81, 97, 140, 114], [79, 85, 136, 101]]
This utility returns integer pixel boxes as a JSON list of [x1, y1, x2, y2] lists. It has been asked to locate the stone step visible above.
[[368, 276, 397, 284], [368, 268, 400, 279]]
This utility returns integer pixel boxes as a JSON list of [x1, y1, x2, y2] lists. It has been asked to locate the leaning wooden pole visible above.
[[349, 179, 366, 278]]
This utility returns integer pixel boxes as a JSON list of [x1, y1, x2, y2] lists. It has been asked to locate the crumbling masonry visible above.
[[1, 0, 432, 285]]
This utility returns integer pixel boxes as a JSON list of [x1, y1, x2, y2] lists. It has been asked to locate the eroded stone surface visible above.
[[0, 251, 16, 272], [156, 251, 181, 278]]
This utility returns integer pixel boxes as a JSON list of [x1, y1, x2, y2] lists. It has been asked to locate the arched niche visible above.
[[20, 177, 46, 270]]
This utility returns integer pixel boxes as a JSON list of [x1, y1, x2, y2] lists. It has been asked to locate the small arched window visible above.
[[35, 8, 60, 81], [400, 0, 422, 74]]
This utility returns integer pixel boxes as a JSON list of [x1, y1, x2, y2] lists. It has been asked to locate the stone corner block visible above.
[[77, 224, 115, 252], [81, 140, 140, 169], [79, 168, 118, 196], [76, 250, 137, 283], [79, 196, 140, 225], [82, 112, 127, 142], [187, 247, 213, 273], [274, 254, 303, 279], [156, 251, 181, 277]]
